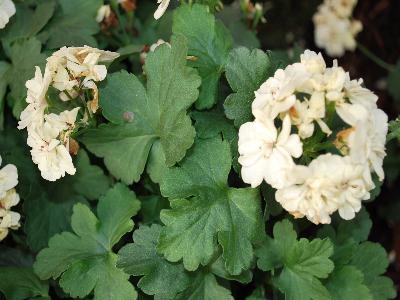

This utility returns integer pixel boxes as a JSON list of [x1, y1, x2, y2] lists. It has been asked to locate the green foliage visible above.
[[0, 1, 397, 299], [7, 37, 46, 118], [81, 35, 201, 184], [33, 184, 140, 300], [0, 267, 50, 300], [117, 224, 190, 300], [39, 0, 101, 48], [173, 4, 233, 109], [224, 47, 272, 126], [158, 137, 263, 275], [256, 220, 334, 300]]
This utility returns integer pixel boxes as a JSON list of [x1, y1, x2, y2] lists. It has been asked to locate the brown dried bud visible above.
[[69, 138, 80, 156]]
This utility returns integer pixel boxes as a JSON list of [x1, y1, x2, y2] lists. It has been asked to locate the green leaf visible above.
[[173, 4, 233, 109], [73, 150, 111, 200], [176, 272, 234, 300], [24, 193, 87, 252], [0, 61, 10, 130], [387, 61, 400, 102], [387, 118, 400, 142], [0, 1, 55, 46], [81, 35, 201, 184], [40, 0, 101, 48], [325, 266, 372, 300], [139, 194, 169, 225], [117, 224, 190, 300], [217, 2, 260, 49], [158, 137, 263, 275], [223, 47, 272, 127], [350, 242, 396, 300], [7, 37, 46, 118], [256, 220, 334, 300], [34, 184, 140, 300], [0, 267, 49, 300]]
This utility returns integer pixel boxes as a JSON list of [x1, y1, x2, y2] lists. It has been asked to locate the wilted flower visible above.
[[18, 46, 119, 181]]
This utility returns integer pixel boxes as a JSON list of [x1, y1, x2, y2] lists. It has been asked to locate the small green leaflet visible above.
[[387, 118, 400, 142], [81, 35, 201, 184], [350, 242, 396, 300], [39, 0, 101, 48], [173, 4, 233, 109], [256, 220, 334, 300], [223, 47, 272, 127], [117, 224, 191, 300], [158, 137, 263, 275], [325, 266, 371, 300], [318, 211, 396, 300], [0, 267, 50, 300], [33, 184, 140, 300]]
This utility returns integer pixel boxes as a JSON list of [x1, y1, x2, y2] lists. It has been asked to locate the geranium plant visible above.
[[0, 0, 399, 299]]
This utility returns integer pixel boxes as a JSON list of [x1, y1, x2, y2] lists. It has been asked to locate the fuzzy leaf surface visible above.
[[81, 35, 200, 184], [158, 137, 263, 275], [33, 184, 140, 300]]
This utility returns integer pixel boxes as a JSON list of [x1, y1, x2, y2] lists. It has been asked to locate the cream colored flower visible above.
[[252, 63, 308, 120], [276, 154, 372, 224], [154, 0, 171, 20], [313, 1, 362, 57], [0, 155, 18, 199], [0, 0, 16, 29], [290, 92, 331, 139], [300, 50, 326, 74], [96, 4, 111, 23], [347, 109, 388, 181], [18, 66, 52, 130], [238, 115, 302, 189], [28, 127, 76, 182]]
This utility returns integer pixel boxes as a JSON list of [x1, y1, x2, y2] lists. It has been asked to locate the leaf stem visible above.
[[357, 43, 395, 72]]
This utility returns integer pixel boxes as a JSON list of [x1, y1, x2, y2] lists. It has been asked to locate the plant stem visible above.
[[357, 43, 395, 72]]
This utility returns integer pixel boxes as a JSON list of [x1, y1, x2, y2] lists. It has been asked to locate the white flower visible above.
[[0, 155, 18, 199], [238, 115, 302, 189], [252, 63, 308, 120], [327, 0, 358, 18], [313, 1, 362, 57], [0, 189, 21, 241], [276, 154, 372, 224], [347, 109, 388, 181], [0, 0, 15, 29], [154, 0, 171, 20], [300, 50, 326, 74], [27, 108, 80, 182], [28, 127, 76, 182], [343, 73, 378, 110], [18, 66, 52, 130], [96, 4, 111, 23], [290, 92, 331, 139]]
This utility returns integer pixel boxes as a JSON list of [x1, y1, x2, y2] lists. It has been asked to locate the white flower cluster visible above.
[[238, 50, 388, 224], [18, 46, 119, 181], [0, 155, 20, 241], [0, 0, 15, 29], [313, 0, 362, 57]]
